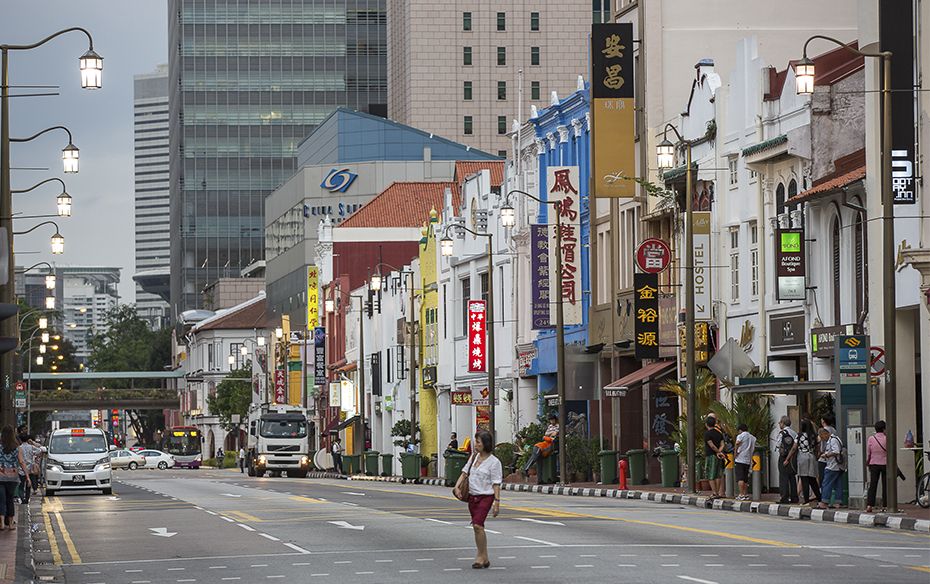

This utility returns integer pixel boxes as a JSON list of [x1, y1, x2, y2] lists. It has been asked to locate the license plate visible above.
[[72, 475, 85, 483]]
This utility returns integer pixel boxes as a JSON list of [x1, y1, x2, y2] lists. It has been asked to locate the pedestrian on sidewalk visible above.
[[818, 427, 844, 509], [734, 423, 756, 500], [17, 436, 39, 505], [818, 414, 836, 483], [0, 426, 29, 530], [703, 416, 725, 499], [453, 430, 501, 570], [865, 420, 888, 513], [776, 416, 799, 504], [797, 419, 822, 505], [238, 446, 246, 473], [331, 438, 344, 474]]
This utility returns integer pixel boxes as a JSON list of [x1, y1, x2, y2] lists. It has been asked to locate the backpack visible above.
[[778, 429, 795, 455], [830, 435, 848, 471], [721, 431, 735, 455]]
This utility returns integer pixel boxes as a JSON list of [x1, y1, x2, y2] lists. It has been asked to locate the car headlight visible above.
[[257, 455, 267, 465], [46, 459, 63, 472], [95, 457, 111, 470], [300, 456, 309, 466]]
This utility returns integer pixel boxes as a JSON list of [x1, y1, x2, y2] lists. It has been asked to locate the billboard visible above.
[[547, 166, 582, 325], [591, 23, 635, 197]]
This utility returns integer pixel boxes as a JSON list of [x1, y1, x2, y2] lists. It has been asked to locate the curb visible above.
[[28, 494, 64, 583], [347, 475, 407, 484], [307, 471, 347, 480], [415, 477, 449, 487]]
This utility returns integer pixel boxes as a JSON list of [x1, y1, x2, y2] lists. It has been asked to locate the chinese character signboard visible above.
[[313, 327, 326, 384], [634, 272, 660, 360], [530, 224, 551, 329], [692, 212, 712, 319], [547, 166, 583, 326], [775, 229, 805, 301], [467, 300, 487, 372], [306, 265, 319, 329], [635, 238, 672, 274], [472, 385, 497, 407], [274, 369, 287, 404], [591, 23, 635, 198], [880, 1, 916, 205], [451, 390, 473, 406]]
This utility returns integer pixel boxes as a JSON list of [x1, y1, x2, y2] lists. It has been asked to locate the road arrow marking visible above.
[[328, 521, 365, 531], [341, 491, 366, 496], [107, 497, 121, 501], [149, 527, 177, 538], [222, 493, 242, 498], [515, 518, 565, 526]]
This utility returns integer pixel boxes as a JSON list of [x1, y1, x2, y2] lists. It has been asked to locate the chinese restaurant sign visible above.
[[467, 300, 487, 373], [634, 272, 660, 360], [313, 327, 326, 385], [306, 265, 319, 329], [775, 229, 805, 301], [274, 369, 287, 404], [451, 390, 473, 406], [530, 224, 551, 329], [591, 23, 635, 197], [547, 166, 582, 326]]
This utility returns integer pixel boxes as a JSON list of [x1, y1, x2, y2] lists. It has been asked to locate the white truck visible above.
[[245, 404, 312, 478]]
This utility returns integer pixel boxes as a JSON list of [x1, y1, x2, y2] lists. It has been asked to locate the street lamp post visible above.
[[440, 228, 497, 442], [656, 124, 696, 493], [795, 36, 896, 511], [12, 177, 73, 217], [500, 189, 566, 482], [1, 27, 100, 427]]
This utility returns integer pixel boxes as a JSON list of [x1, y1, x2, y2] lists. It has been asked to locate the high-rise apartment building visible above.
[[168, 0, 387, 318], [388, 2, 590, 156], [134, 65, 171, 330]]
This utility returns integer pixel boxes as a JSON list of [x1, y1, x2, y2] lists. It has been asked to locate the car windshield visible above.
[[50, 434, 108, 455], [260, 419, 307, 438]]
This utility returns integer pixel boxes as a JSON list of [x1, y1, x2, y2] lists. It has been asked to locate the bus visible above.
[[162, 426, 202, 468]]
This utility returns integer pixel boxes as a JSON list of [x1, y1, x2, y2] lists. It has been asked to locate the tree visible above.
[[207, 367, 252, 431]]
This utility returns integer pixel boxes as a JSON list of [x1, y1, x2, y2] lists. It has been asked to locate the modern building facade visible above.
[[168, 0, 388, 319], [134, 65, 171, 330], [387, 1, 590, 156]]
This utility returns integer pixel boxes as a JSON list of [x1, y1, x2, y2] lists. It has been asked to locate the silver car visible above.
[[109, 449, 146, 470]]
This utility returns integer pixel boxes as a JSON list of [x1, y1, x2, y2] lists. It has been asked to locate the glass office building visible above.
[[168, 0, 387, 318]]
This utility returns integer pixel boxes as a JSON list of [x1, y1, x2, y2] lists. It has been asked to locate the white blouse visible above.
[[467, 454, 503, 496]]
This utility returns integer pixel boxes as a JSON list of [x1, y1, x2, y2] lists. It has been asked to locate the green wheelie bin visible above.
[[381, 453, 394, 477], [536, 454, 557, 484], [659, 449, 679, 487], [400, 452, 422, 481], [444, 451, 470, 486], [626, 449, 647, 485], [343, 454, 360, 475], [599, 450, 619, 484], [364, 451, 380, 476]]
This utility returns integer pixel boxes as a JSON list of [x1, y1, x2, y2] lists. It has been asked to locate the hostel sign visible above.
[[692, 212, 712, 319], [467, 300, 487, 372], [591, 23, 635, 197]]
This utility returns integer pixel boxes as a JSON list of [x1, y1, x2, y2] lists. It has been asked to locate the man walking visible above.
[[238, 446, 246, 473], [734, 423, 756, 500], [703, 416, 725, 499], [819, 427, 845, 508], [331, 437, 344, 475], [776, 416, 799, 504]]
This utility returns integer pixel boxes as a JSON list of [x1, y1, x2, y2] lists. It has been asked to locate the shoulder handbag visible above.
[[875, 436, 907, 481], [453, 452, 478, 502]]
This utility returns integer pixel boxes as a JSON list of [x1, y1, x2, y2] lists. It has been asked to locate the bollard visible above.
[[618, 458, 628, 491], [751, 452, 762, 501], [724, 453, 735, 498]]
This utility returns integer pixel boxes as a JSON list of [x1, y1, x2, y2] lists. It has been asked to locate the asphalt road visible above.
[[45, 468, 930, 584]]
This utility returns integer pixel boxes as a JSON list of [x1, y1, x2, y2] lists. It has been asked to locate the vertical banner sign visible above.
[[591, 23, 635, 197], [692, 211, 712, 320], [467, 300, 487, 372], [547, 166, 582, 325], [313, 326, 326, 385], [880, 0, 916, 205], [306, 265, 319, 328], [634, 272, 660, 360], [273, 369, 287, 404], [775, 229, 806, 301], [530, 224, 551, 329]]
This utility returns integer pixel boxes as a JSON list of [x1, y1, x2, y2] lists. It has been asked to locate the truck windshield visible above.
[[260, 419, 307, 438], [50, 434, 108, 455]]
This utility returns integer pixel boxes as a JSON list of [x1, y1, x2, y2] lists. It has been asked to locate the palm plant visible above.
[[660, 367, 718, 457]]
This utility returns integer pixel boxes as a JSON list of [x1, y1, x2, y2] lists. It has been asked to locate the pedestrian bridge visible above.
[[23, 371, 182, 411]]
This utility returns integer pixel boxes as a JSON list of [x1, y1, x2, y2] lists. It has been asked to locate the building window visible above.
[[854, 212, 865, 317], [775, 183, 786, 213], [463, 116, 473, 135], [730, 227, 739, 250], [463, 81, 472, 100], [463, 46, 472, 66], [728, 157, 738, 187], [749, 168, 758, 183], [531, 81, 540, 100], [463, 12, 472, 31], [498, 150, 507, 157], [730, 227, 740, 302], [461, 277, 471, 334], [788, 178, 798, 199], [497, 81, 506, 100], [530, 12, 540, 31], [497, 12, 506, 31], [832, 219, 841, 324], [497, 47, 506, 66], [530, 46, 540, 66], [749, 220, 758, 245], [480, 272, 489, 304], [749, 221, 759, 298], [593, 0, 611, 23], [498, 116, 507, 134]]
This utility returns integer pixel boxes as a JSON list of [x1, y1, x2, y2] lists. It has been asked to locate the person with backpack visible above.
[[818, 426, 845, 508], [797, 419, 822, 505], [776, 416, 799, 504]]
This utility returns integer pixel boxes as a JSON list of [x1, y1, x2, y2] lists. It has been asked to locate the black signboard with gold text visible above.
[[634, 272, 660, 360]]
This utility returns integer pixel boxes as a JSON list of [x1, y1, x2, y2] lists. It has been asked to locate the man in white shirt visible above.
[[238, 447, 246, 473], [734, 424, 756, 501], [818, 427, 844, 508]]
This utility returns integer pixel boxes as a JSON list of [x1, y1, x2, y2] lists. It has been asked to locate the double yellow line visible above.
[[41, 498, 81, 564]]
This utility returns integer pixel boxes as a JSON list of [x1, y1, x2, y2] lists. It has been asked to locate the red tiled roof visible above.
[[787, 165, 865, 205], [338, 182, 460, 228], [765, 41, 862, 102], [196, 297, 269, 331], [454, 161, 505, 187]]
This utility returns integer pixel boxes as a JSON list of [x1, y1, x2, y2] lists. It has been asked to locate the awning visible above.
[[335, 362, 357, 373], [334, 415, 360, 431], [604, 360, 676, 390], [731, 380, 835, 395]]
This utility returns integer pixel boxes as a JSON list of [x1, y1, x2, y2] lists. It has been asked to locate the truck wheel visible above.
[[292, 469, 308, 479], [102, 488, 112, 495], [269, 470, 280, 478], [247, 463, 255, 477]]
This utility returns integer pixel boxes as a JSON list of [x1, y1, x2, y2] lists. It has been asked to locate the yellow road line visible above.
[[53, 511, 82, 564], [227, 510, 262, 522], [289, 496, 324, 504], [908, 565, 930, 574], [41, 508, 62, 565]]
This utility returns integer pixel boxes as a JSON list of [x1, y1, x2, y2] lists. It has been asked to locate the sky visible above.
[[1, 1, 168, 302]]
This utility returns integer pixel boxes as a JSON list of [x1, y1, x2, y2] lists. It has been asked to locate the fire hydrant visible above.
[[618, 458, 628, 490]]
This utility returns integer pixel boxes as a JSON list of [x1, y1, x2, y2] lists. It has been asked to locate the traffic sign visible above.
[[635, 238, 672, 274], [869, 346, 886, 376], [14, 381, 25, 392]]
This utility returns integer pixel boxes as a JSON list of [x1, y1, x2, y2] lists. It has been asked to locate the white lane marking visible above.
[[284, 543, 311, 554], [489, 567, 506, 570], [443, 568, 462, 572], [221, 517, 235, 523], [792, 564, 812, 567], [355, 572, 374, 575], [515, 517, 565, 526], [237, 524, 256, 532], [836, 564, 856, 567], [878, 564, 898, 568], [375, 559, 393, 563], [741, 554, 759, 557], [415, 558, 434, 562], [341, 502, 359, 506], [514, 535, 560, 547], [334, 561, 352, 565], [292, 562, 311, 566], [677, 577, 719, 584], [222, 493, 242, 497], [579, 554, 597, 558], [130, 581, 151, 584], [699, 554, 719, 557], [149, 527, 178, 537], [126, 569, 143, 572], [204, 510, 218, 515], [84, 572, 101, 575], [499, 556, 516, 560], [267, 576, 287, 579], [747, 564, 767, 567], [309, 574, 329, 577], [575, 564, 594, 568], [259, 533, 281, 541], [424, 518, 453, 525], [168, 568, 186, 571], [342, 492, 366, 496], [781, 554, 800, 557], [538, 555, 557, 558], [661, 564, 681, 567], [530, 565, 549, 569], [399, 570, 419, 573], [177, 580, 196, 583], [617, 564, 637, 567], [704, 564, 724, 567], [208, 566, 228, 569], [328, 520, 365, 531], [661, 554, 679, 557], [221, 578, 241, 581]]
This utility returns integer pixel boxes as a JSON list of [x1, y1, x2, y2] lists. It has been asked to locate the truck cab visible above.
[[246, 405, 311, 478]]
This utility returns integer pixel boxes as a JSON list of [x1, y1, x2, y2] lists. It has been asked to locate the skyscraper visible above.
[[168, 0, 387, 318], [133, 65, 171, 330]]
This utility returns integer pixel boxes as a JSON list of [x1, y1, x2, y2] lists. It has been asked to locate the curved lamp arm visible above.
[[503, 188, 559, 208], [11, 125, 73, 144], [662, 123, 686, 146], [801, 34, 889, 60], [12, 177, 66, 195], [14, 220, 60, 236], [22, 261, 53, 273], [441, 223, 490, 240], [1, 27, 94, 53]]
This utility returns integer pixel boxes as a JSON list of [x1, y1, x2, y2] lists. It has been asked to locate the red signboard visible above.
[[274, 369, 287, 404], [635, 238, 672, 274], [467, 300, 487, 373]]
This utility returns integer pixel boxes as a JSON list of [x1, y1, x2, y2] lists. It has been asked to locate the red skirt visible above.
[[468, 494, 495, 527]]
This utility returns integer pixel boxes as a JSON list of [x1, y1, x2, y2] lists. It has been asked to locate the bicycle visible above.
[[917, 451, 929, 509]]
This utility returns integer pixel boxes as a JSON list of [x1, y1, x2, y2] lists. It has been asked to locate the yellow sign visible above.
[[592, 23, 635, 198], [306, 265, 319, 329]]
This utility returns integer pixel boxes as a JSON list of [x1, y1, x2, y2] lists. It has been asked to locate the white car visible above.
[[138, 450, 176, 470], [45, 428, 113, 496], [109, 449, 146, 470]]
